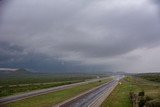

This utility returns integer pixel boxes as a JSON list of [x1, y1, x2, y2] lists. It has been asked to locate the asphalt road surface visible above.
[[0, 77, 108, 105], [59, 75, 123, 107]]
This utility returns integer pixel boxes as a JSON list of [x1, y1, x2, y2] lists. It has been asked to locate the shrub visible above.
[[146, 96, 153, 101], [139, 97, 146, 107], [138, 90, 145, 96], [145, 99, 160, 107]]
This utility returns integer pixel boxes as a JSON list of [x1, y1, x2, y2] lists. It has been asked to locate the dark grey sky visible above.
[[0, 0, 160, 73]]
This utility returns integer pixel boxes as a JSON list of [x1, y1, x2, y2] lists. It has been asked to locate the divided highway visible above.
[[58, 75, 124, 107], [0, 77, 109, 105]]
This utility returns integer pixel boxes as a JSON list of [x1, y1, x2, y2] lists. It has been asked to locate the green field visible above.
[[0, 74, 97, 97], [101, 76, 160, 107], [3, 78, 111, 107], [0, 80, 82, 97], [0, 74, 97, 85], [136, 73, 160, 82]]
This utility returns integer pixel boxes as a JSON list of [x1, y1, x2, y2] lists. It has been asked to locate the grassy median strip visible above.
[[101, 77, 160, 107], [0, 80, 83, 98], [4, 78, 111, 107]]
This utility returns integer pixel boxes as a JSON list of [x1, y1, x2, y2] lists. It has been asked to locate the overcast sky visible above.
[[0, 0, 160, 73]]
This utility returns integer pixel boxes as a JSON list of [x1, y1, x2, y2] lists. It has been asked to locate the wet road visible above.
[[60, 76, 123, 107]]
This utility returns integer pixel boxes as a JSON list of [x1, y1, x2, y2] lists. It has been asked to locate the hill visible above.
[[0, 68, 31, 74]]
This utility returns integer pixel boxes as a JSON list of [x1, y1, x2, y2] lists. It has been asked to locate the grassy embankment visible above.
[[101, 76, 160, 107], [3, 78, 112, 107], [0, 74, 97, 97]]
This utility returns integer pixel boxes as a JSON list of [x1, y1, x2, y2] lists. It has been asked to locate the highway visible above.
[[59, 75, 124, 107], [0, 77, 109, 105]]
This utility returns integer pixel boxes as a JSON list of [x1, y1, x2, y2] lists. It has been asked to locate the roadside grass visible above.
[[0, 74, 97, 97], [3, 78, 112, 107], [0, 80, 81, 97], [101, 76, 160, 107]]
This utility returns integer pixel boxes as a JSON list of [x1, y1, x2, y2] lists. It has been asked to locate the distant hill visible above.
[[14, 68, 31, 74], [0, 68, 31, 74]]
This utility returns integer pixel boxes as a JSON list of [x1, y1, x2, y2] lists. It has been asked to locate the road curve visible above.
[[0, 77, 108, 105], [59, 75, 124, 107]]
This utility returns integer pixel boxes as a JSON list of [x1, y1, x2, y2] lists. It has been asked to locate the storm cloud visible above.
[[0, 0, 160, 73]]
